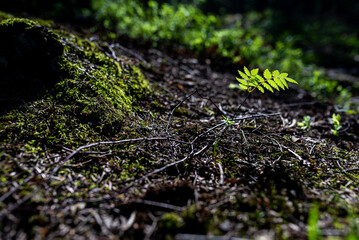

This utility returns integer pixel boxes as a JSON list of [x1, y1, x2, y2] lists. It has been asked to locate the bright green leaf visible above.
[[332, 113, 341, 125], [264, 69, 271, 79], [256, 75, 265, 82], [268, 80, 279, 91], [249, 76, 258, 84], [262, 82, 274, 93], [274, 77, 285, 90], [229, 83, 240, 89], [238, 70, 249, 80], [272, 70, 280, 77], [238, 84, 248, 90], [236, 77, 249, 86], [244, 66, 251, 76], [281, 78, 289, 89], [285, 77, 298, 84], [280, 73, 288, 78], [251, 68, 259, 76], [257, 85, 264, 93]]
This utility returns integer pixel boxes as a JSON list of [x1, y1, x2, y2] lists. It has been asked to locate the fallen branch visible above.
[[131, 199, 185, 212], [52, 137, 189, 175]]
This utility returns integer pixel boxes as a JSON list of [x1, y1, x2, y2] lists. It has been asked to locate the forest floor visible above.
[[1, 14, 359, 240]]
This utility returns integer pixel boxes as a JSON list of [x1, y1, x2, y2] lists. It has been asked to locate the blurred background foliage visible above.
[[1, 0, 358, 110]]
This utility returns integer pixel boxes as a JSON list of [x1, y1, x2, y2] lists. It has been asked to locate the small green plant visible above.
[[331, 113, 342, 136], [232, 66, 298, 93], [222, 115, 234, 126], [308, 203, 320, 240], [213, 139, 220, 157], [347, 232, 359, 240], [346, 211, 359, 240], [298, 116, 311, 130]]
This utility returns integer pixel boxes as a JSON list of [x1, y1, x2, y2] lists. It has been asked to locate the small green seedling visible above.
[[298, 116, 311, 130], [331, 113, 342, 136], [231, 66, 298, 93], [307, 203, 320, 240], [222, 115, 234, 126], [213, 139, 220, 157]]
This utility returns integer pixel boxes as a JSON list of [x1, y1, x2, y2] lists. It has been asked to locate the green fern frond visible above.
[[234, 67, 298, 93]]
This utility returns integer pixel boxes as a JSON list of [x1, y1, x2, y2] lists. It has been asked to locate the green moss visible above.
[[158, 212, 185, 238], [0, 13, 53, 27], [0, 18, 38, 27], [0, 16, 150, 150], [52, 34, 150, 136], [161, 212, 184, 229], [0, 11, 11, 21]]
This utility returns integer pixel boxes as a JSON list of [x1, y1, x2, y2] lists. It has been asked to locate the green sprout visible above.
[[298, 116, 311, 130], [308, 203, 320, 240], [222, 115, 234, 126], [213, 139, 220, 157], [331, 113, 342, 136]]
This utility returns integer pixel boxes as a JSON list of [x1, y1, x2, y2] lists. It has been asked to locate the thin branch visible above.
[[217, 162, 224, 185], [144, 212, 158, 240], [281, 145, 303, 161], [120, 211, 136, 232], [235, 91, 251, 114], [131, 199, 185, 212], [52, 137, 188, 175]]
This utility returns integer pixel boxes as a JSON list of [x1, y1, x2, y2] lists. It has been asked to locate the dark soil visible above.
[[0, 19, 64, 113], [1, 15, 359, 240]]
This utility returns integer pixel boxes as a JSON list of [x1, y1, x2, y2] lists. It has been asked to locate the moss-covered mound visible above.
[[0, 16, 152, 239], [0, 16, 150, 148]]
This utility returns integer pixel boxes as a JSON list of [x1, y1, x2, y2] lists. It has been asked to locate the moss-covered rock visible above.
[[0, 16, 152, 238], [0, 16, 150, 147]]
